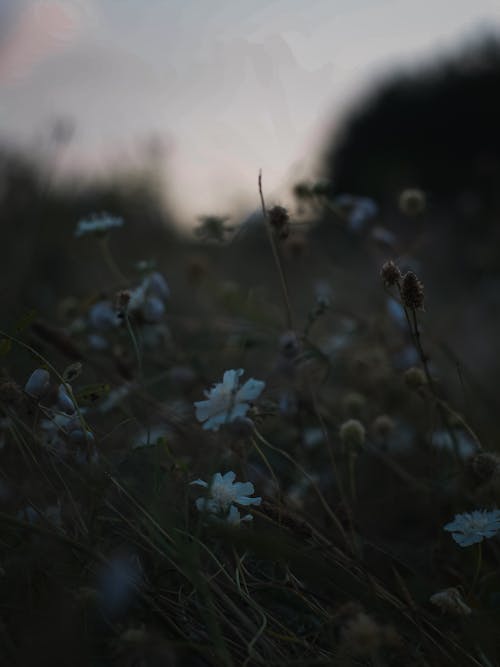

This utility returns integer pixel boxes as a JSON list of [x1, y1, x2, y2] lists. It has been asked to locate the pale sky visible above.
[[1, 0, 500, 224]]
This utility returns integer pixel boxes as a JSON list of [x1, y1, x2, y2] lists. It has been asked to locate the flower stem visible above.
[[470, 541, 483, 596], [258, 170, 294, 331]]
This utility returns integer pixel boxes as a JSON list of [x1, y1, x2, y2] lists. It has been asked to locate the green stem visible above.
[[470, 541, 482, 595], [258, 170, 294, 330], [99, 236, 128, 285]]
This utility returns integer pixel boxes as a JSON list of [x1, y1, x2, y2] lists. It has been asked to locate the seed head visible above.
[[401, 271, 425, 310], [399, 188, 426, 216], [468, 452, 500, 484], [380, 260, 402, 287], [340, 419, 365, 449], [372, 414, 395, 441], [341, 612, 382, 656], [342, 392, 366, 418], [115, 290, 131, 314], [404, 366, 426, 390], [268, 205, 290, 239]]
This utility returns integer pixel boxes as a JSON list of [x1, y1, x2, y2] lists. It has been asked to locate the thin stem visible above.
[[258, 170, 294, 330], [99, 235, 128, 285], [469, 541, 483, 596], [253, 426, 353, 552]]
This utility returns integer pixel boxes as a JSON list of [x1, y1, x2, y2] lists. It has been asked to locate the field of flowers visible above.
[[1, 156, 500, 667]]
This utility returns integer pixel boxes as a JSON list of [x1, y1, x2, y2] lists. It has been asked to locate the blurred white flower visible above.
[[143, 271, 170, 301], [126, 271, 170, 325], [88, 300, 118, 331], [194, 368, 265, 431], [75, 213, 124, 238], [335, 194, 378, 231], [191, 470, 261, 523], [432, 429, 478, 460], [143, 296, 165, 323], [24, 368, 50, 399], [226, 505, 254, 526], [444, 509, 500, 547], [98, 384, 133, 414], [430, 588, 471, 616]]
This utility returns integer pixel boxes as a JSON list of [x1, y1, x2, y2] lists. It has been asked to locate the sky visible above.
[[1, 0, 500, 224]]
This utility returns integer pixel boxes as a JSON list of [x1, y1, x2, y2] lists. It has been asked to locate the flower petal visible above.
[[236, 378, 265, 403]]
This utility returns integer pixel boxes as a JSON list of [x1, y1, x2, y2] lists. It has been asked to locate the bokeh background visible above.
[[2, 1, 500, 398]]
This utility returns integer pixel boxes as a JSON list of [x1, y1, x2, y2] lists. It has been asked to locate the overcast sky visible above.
[[1, 0, 500, 224]]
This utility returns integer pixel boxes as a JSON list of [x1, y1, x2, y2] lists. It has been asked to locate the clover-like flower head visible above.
[[444, 509, 500, 547], [194, 369, 265, 431]]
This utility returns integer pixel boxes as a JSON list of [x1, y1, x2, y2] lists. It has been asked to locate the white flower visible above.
[[432, 429, 478, 460], [75, 213, 124, 238], [430, 588, 471, 616], [143, 272, 170, 301], [88, 300, 119, 331], [194, 369, 265, 431], [444, 509, 500, 547], [24, 368, 50, 399], [191, 471, 261, 523]]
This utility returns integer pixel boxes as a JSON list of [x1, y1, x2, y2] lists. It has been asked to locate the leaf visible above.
[[63, 362, 83, 383], [75, 383, 110, 405]]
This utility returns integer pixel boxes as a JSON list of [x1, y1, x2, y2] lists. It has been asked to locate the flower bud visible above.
[[372, 414, 395, 441], [57, 384, 75, 414], [401, 271, 425, 310], [24, 369, 50, 399], [380, 260, 402, 287], [143, 296, 165, 323], [404, 366, 426, 389], [468, 452, 500, 484], [340, 419, 365, 449], [398, 188, 426, 216]]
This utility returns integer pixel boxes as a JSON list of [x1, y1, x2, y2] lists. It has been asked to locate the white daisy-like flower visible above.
[[194, 369, 265, 431], [444, 509, 500, 547], [190, 471, 261, 523], [75, 213, 124, 238]]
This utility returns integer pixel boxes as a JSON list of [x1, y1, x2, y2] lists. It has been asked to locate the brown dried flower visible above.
[[401, 271, 425, 310], [268, 205, 290, 239], [380, 260, 402, 287], [468, 452, 500, 484]]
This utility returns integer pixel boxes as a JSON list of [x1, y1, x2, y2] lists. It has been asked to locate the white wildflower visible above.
[[194, 369, 265, 431], [444, 509, 500, 547], [191, 471, 261, 523], [430, 588, 471, 616], [75, 213, 124, 238]]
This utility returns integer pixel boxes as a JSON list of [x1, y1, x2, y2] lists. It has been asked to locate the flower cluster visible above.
[[190, 471, 261, 525], [194, 369, 265, 431], [24, 369, 96, 462], [126, 271, 170, 324]]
